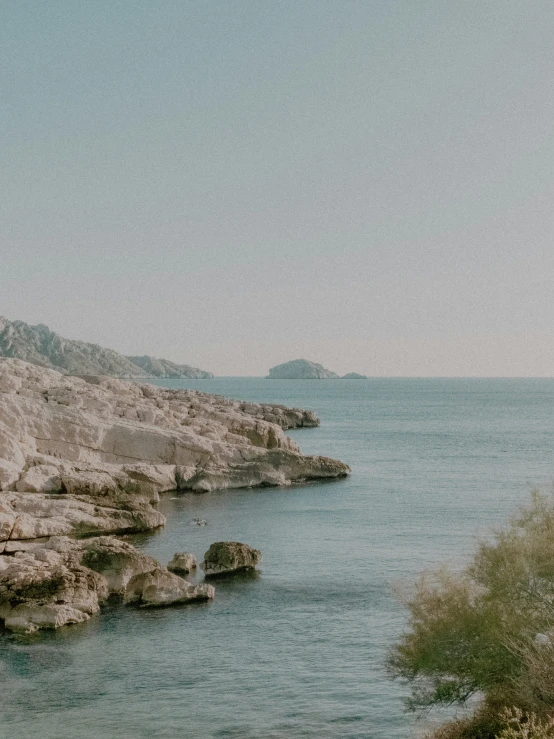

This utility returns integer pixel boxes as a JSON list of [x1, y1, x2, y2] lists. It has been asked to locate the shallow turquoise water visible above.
[[1, 378, 554, 738]]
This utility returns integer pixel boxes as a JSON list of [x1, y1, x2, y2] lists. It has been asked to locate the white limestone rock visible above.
[[0, 358, 349, 550], [79, 536, 160, 594], [0, 492, 165, 545], [15, 464, 62, 493], [0, 536, 214, 632], [167, 552, 198, 574], [0, 544, 108, 633], [124, 568, 214, 607], [203, 541, 262, 577]]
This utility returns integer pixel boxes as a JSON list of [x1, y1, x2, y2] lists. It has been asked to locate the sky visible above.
[[2, 1, 554, 376]]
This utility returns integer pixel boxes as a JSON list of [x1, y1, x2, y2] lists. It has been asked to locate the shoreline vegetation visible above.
[[388, 491, 554, 738], [0, 357, 349, 634]]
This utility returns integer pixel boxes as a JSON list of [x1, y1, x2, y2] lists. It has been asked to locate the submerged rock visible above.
[[203, 541, 262, 577], [167, 552, 198, 575]]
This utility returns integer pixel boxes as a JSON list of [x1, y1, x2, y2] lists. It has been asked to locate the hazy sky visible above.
[[2, 1, 553, 375]]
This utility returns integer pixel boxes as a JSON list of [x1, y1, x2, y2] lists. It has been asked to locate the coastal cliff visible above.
[[0, 358, 349, 630], [0, 317, 212, 378]]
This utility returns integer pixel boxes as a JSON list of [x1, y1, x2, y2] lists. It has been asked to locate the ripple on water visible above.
[[3, 378, 554, 738]]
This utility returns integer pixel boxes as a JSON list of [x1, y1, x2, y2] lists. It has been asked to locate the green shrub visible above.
[[388, 492, 554, 721]]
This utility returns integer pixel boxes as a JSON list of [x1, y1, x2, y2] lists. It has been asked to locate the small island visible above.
[[267, 359, 367, 380]]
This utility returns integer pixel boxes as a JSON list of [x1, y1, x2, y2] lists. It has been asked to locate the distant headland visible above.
[[267, 359, 367, 380], [0, 316, 213, 379]]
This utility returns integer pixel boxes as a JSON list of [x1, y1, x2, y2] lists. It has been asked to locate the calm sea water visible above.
[[1, 378, 554, 739]]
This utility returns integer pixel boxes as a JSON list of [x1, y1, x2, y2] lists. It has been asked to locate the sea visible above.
[[1, 378, 554, 739]]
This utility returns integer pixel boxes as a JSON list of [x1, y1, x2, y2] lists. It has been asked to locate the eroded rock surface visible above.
[[167, 552, 198, 575], [0, 357, 348, 631], [124, 568, 214, 607], [0, 536, 213, 632], [203, 541, 262, 577], [0, 358, 349, 552]]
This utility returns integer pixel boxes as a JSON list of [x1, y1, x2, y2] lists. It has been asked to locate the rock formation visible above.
[[267, 360, 367, 380], [203, 541, 262, 577], [167, 552, 198, 574], [267, 359, 340, 379], [0, 316, 212, 378], [0, 358, 349, 555], [0, 535, 213, 633], [0, 357, 349, 632]]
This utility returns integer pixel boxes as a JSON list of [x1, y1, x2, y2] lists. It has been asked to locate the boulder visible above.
[[0, 536, 214, 632], [0, 543, 108, 634], [167, 552, 198, 574], [80, 536, 159, 594], [203, 541, 262, 577], [124, 568, 214, 607]]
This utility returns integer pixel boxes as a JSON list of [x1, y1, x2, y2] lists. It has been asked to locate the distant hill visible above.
[[126, 355, 213, 379], [267, 359, 367, 379], [0, 317, 213, 379]]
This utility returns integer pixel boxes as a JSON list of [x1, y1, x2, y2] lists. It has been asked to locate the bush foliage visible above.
[[388, 492, 554, 736]]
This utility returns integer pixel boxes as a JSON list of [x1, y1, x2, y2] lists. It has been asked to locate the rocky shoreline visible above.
[[0, 358, 349, 633]]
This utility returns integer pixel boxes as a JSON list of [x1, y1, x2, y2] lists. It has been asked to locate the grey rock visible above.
[[0, 359, 348, 549], [167, 552, 198, 574], [0, 535, 214, 632], [80, 536, 160, 594], [203, 541, 262, 577], [124, 567, 214, 607], [0, 540, 109, 633]]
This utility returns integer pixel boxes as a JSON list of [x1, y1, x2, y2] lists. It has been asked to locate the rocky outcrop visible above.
[[126, 355, 213, 379], [267, 359, 367, 379], [0, 535, 214, 633], [167, 552, 198, 574], [0, 316, 212, 378], [0, 357, 350, 633], [267, 359, 340, 379], [124, 568, 214, 607], [0, 492, 164, 553], [203, 541, 262, 577], [0, 358, 349, 552]]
